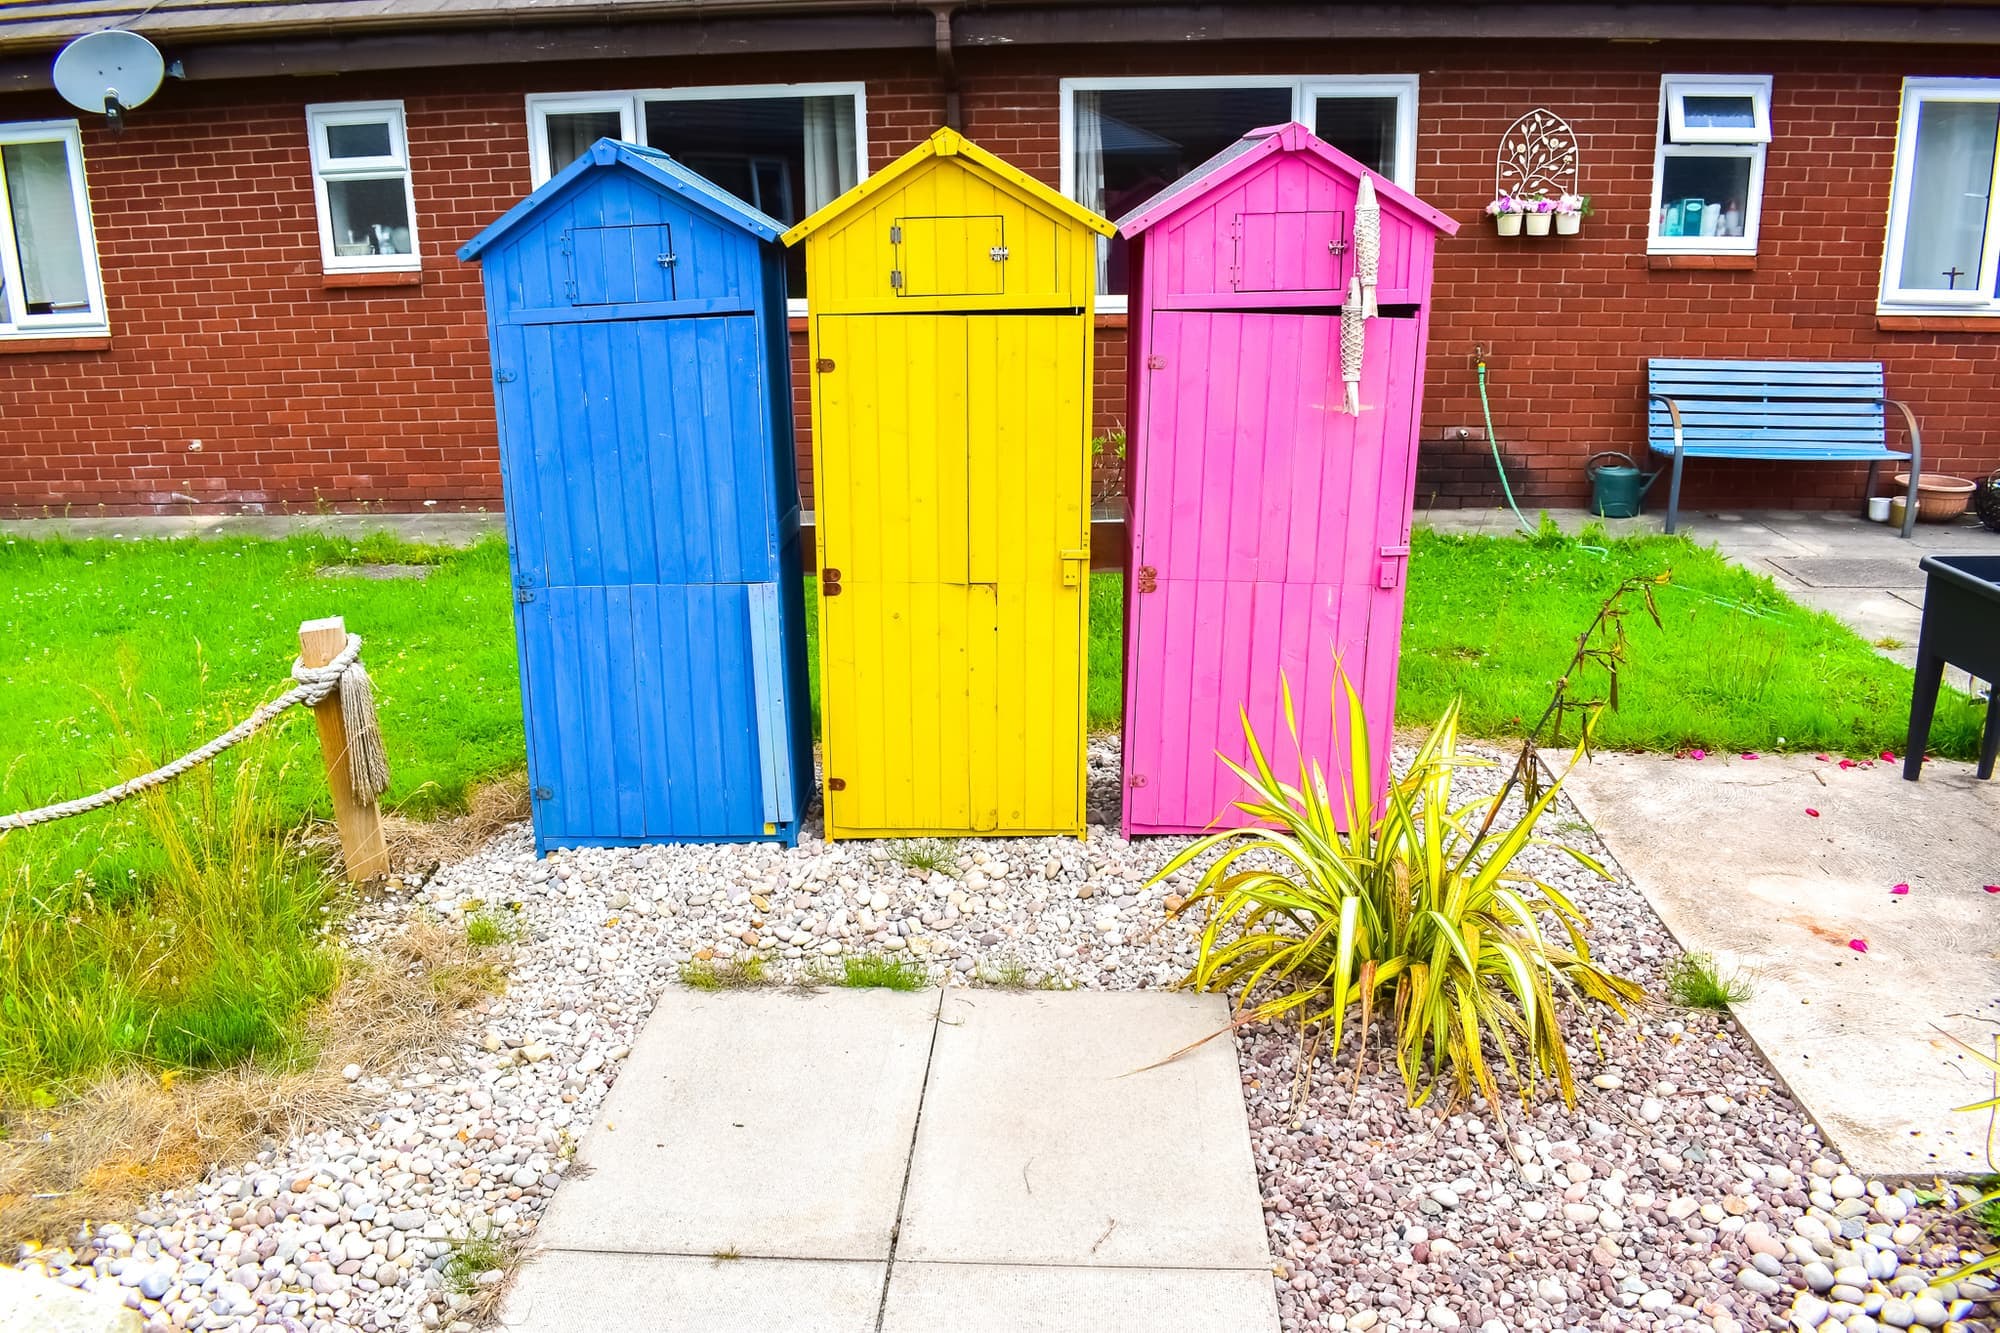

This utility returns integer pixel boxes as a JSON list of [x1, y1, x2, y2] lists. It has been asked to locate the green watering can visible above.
[[1586, 452, 1659, 519]]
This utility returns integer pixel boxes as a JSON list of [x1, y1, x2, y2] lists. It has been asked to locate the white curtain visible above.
[[2, 140, 88, 312], [1074, 91, 1108, 292], [1899, 99, 1999, 292], [803, 97, 858, 213]]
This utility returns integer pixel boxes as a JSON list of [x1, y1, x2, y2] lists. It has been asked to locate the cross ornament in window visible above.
[[1943, 266, 1965, 289]]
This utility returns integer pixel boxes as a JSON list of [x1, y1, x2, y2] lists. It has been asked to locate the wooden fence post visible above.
[[299, 615, 389, 881]]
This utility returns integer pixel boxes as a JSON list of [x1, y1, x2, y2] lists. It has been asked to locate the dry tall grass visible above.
[[0, 921, 505, 1249]]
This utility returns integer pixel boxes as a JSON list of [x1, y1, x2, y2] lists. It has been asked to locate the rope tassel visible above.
[[337, 661, 391, 804]]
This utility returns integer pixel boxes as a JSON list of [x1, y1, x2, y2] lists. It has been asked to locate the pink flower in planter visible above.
[[1848, 939, 1869, 953]]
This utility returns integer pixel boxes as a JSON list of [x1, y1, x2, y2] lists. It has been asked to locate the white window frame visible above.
[[305, 100, 420, 273], [1058, 74, 1420, 312], [1647, 74, 1771, 257], [0, 119, 107, 339], [524, 83, 869, 315], [1879, 77, 2000, 316]]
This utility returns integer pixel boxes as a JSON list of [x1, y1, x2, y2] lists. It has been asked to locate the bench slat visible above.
[[1648, 431, 1893, 450], [1649, 357, 1885, 376], [1650, 383, 1887, 400], [1651, 405, 1886, 422], [1648, 442, 1910, 461]]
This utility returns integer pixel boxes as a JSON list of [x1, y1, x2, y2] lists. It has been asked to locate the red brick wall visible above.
[[2, 40, 1998, 517]]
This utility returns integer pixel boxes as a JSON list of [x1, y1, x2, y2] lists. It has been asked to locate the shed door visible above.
[[1234, 210, 1347, 293], [1124, 309, 1418, 831], [895, 215, 1007, 298], [496, 313, 786, 843], [566, 223, 678, 305], [815, 313, 1086, 835]]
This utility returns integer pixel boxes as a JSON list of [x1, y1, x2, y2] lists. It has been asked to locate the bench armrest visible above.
[[1885, 399, 1923, 538], [1647, 393, 1686, 456]]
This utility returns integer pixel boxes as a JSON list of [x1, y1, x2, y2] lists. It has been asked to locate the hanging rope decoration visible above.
[[1342, 174, 1384, 414], [0, 634, 389, 833]]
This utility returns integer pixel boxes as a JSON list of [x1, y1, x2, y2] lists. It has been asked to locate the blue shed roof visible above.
[[458, 138, 786, 262]]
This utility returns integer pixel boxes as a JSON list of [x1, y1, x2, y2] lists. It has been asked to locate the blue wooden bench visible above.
[[1647, 359, 1923, 538]]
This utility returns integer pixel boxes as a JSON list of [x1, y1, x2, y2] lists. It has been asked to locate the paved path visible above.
[[498, 989, 1277, 1333], [1559, 748, 2000, 1179]]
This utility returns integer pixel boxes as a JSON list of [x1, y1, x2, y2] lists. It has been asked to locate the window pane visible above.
[[1658, 154, 1752, 238], [326, 177, 413, 257], [1313, 96, 1399, 176], [1, 140, 90, 314], [545, 110, 624, 177], [325, 120, 393, 160], [1075, 85, 1292, 294], [644, 94, 858, 294], [1897, 98, 1999, 292], [1681, 95, 1757, 131]]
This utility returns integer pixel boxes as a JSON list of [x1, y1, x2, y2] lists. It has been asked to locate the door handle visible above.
[[1059, 547, 1090, 587]]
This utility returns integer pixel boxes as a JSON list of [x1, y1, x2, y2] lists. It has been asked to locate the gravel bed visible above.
[[10, 738, 1996, 1332]]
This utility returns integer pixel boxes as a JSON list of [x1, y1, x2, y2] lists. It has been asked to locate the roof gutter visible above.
[[5, 3, 1999, 95]]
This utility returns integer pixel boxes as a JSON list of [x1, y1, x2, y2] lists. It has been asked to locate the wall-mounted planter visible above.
[[1495, 213, 1523, 236], [1556, 212, 1581, 235], [1525, 212, 1552, 236]]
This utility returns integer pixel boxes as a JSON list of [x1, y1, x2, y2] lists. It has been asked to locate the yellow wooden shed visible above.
[[784, 128, 1115, 839]]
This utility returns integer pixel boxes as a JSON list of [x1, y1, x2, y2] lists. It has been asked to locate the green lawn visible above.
[[0, 523, 1984, 1096], [0, 525, 1983, 891]]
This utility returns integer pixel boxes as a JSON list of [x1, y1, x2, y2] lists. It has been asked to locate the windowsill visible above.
[[1647, 253, 1757, 270], [323, 269, 423, 289], [0, 333, 111, 354], [1877, 312, 2000, 332]]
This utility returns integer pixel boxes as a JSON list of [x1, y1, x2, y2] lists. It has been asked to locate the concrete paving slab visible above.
[[498, 1252, 883, 1333], [1559, 750, 2000, 1178], [879, 1262, 1281, 1332], [534, 988, 939, 1260], [897, 991, 1269, 1269], [0, 1265, 142, 1333]]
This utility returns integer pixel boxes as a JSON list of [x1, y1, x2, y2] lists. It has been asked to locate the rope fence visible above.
[[0, 617, 391, 881]]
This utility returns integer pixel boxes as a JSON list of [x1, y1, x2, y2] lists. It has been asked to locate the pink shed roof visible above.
[[1115, 121, 1459, 239]]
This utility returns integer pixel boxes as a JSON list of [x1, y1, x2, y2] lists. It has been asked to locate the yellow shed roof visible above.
[[782, 127, 1115, 247]]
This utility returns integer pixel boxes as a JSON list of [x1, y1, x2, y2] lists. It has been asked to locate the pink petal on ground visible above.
[[1805, 808, 1820, 818], [1815, 753, 1832, 762], [1890, 884, 1909, 895], [1880, 751, 1896, 761], [1689, 748, 1706, 760], [1741, 752, 1760, 760], [1838, 759, 1857, 770], [1849, 939, 1869, 953], [1985, 885, 2000, 894]]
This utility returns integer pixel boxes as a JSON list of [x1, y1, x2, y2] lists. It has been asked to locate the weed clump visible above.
[[1664, 952, 1752, 1010]]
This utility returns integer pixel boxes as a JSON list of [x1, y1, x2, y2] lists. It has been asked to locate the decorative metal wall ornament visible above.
[[1494, 108, 1580, 202]]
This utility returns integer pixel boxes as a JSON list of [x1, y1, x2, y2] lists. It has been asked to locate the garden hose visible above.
[[1477, 358, 1538, 538]]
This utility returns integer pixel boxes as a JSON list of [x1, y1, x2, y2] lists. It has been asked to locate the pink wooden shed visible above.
[[1116, 122, 1458, 836]]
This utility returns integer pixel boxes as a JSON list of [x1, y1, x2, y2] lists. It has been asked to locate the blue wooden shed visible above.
[[459, 139, 812, 852]]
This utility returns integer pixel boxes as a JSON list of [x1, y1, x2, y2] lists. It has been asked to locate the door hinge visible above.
[[1147, 354, 1166, 370], [821, 566, 842, 597], [889, 269, 903, 290], [515, 587, 536, 604], [990, 245, 1009, 262], [558, 233, 573, 256], [1137, 565, 1157, 593], [533, 786, 552, 801], [494, 369, 517, 383], [563, 278, 578, 300], [827, 777, 846, 792], [889, 224, 902, 244], [816, 357, 836, 373]]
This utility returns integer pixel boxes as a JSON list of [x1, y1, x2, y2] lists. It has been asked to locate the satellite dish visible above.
[[53, 30, 165, 133]]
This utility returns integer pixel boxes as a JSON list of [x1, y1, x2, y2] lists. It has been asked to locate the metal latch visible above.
[[1378, 543, 1411, 589], [822, 566, 843, 597], [1329, 238, 1349, 255], [656, 252, 678, 268], [1137, 565, 1157, 593], [1059, 547, 1089, 588], [990, 245, 1009, 262]]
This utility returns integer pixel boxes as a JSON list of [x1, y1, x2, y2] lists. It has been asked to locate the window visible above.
[[526, 85, 866, 301], [0, 121, 105, 337], [1881, 79, 2000, 314], [1060, 76, 1419, 302], [306, 101, 419, 272], [1649, 75, 1771, 255]]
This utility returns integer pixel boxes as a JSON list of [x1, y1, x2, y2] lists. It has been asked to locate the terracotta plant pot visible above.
[[1555, 212, 1581, 235], [1524, 212, 1553, 236], [1893, 471, 1977, 522], [1494, 213, 1523, 236]]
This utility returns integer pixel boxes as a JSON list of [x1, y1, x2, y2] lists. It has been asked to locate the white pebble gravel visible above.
[[10, 738, 1996, 1333]]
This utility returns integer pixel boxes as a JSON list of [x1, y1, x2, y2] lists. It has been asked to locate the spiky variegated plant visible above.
[[1153, 674, 1642, 1111]]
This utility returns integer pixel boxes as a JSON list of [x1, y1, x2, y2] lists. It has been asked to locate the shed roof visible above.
[[780, 126, 1115, 247], [458, 137, 784, 263], [1117, 121, 1459, 238]]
